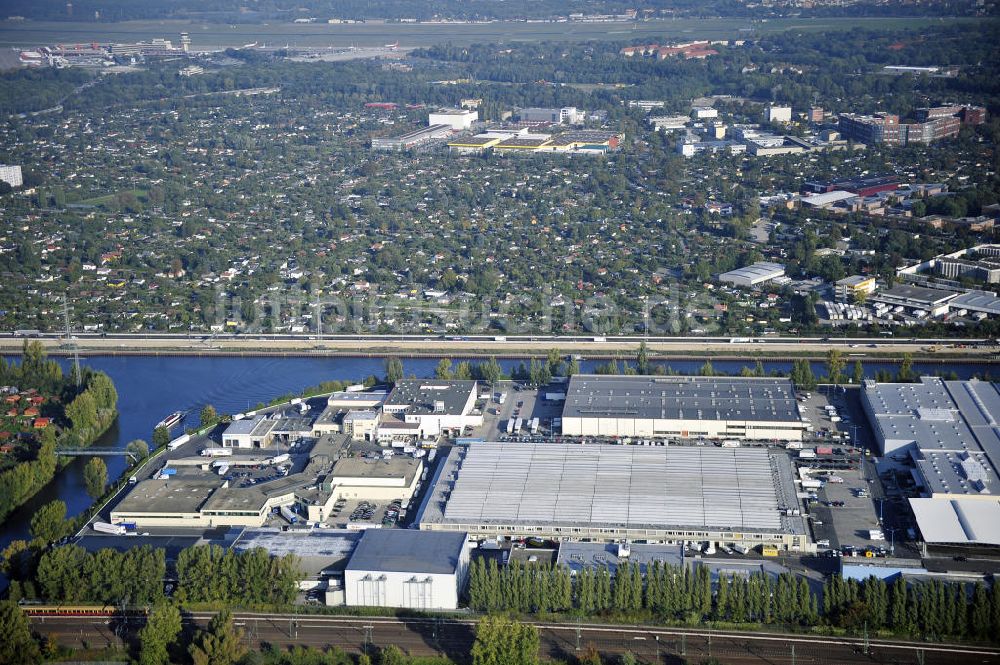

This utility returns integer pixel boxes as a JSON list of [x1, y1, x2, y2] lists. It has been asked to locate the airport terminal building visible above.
[[417, 442, 811, 552], [559, 375, 807, 441]]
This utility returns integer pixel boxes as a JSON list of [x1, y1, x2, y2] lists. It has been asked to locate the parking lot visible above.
[[477, 381, 565, 441], [326, 498, 404, 529]]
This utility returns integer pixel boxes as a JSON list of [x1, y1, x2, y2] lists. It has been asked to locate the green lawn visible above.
[[73, 188, 147, 208], [0, 16, 982, 49]]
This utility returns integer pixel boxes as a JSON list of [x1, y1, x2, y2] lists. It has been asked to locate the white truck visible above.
[[201, 447, 233, 457], [280, 505, 298, 524], [270, 453, 290, 465], [733, 544, 750, 555], [167, 434, 191, 451], [93, 521, 126, 535]]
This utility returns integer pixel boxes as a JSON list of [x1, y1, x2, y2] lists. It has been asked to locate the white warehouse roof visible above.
[[435, 442, 799, 533], [718, 261, 786, 286], [910, 498, 1000, 546]]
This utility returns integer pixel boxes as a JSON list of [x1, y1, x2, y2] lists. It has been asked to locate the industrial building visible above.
[[227, 528, 471, 609], [717, 261, 786, 287], [110, 434, 422, 528], [559, 374, 806, 441], [371, 124, 453, 151], [861, 377, 1000, 550], [381, 379, 481, 439], [765, 105, 792, 123], [418, 442, 811, 552], [449, 128, 620, 155], [345, 529, 471, 610], [869, 284, 958, 317], [222, 416, 279, 448], [427, 108, 477, 130], [650, 115, 691, 131], [678, 140, 746, 157], [517, 107, 581, 124], [0, 164, 23, 188]]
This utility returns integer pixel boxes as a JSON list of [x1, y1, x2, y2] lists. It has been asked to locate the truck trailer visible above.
[[93, 521, 126, 535]]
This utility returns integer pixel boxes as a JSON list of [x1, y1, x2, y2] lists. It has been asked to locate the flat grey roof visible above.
[[863, 377, 1000, 496], [332, 456, 420, 484], [231, 528, 360, 577], [951, 290, 1000, 314], [346, 529, 467, 575], [562, 375, 800, 423], [224, 416, 271, 436], [557, 542, 683, 576], [877, 284, 958, 306], [272, 416, 314, 433], [384, 379, 476, 416], [432, 443, 801, 534], [233, 528, 358, 558], [114, 478, 217, 514]]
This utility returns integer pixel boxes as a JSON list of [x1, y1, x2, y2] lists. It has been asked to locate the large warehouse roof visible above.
[[863, 377, 1000, 496], [562, 375, 799, 423], [433, 443, 799, 533], [718, 261, 785, 286], [910, 498, 1000, 546], [346, 529, 467, 575]]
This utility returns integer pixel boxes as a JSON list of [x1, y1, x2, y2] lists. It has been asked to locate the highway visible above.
[[2, 331, 997, 360], [30, 612, 1000, 664]]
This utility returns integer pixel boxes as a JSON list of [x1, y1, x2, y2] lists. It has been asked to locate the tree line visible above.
[[3, 541, 301, 609], [468, 557, 1000, 642], [175, 544, 301, 606], [825, 575, 1000, 641]]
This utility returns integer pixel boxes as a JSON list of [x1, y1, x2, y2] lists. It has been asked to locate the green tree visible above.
[[138, 602, 182, 665], [479, 357, 503, 385], [0, 600, 41, 665], [378, 645, 407, 665], [83, 457, 107, 500], [127, 439, 150, 460], [853, 360, 864, 385], [435, 358, 453, 379], [897, 353, 914, 382], [189, 609, 247, 665], [36, 544, 89, 601], [200, 404, 218, 428], [385, 357, 404, 385], [30, 499, 68, 544], [826, 349, 845, 386], [471, 615, 539, 665], [152, 425, 170, 448], [636, 341, 650, 374]]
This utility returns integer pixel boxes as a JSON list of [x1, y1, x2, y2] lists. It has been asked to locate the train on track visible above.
[[18, 604, 149, 617]]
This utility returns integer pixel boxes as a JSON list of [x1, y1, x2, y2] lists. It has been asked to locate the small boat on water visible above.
[[156, 411, 186, 430]]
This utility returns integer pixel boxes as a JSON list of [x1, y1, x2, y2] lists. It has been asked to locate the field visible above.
[[0, 16, 976, 50]]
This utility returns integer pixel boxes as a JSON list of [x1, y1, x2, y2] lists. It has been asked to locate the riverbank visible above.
[[2, 336, 997, 363]]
